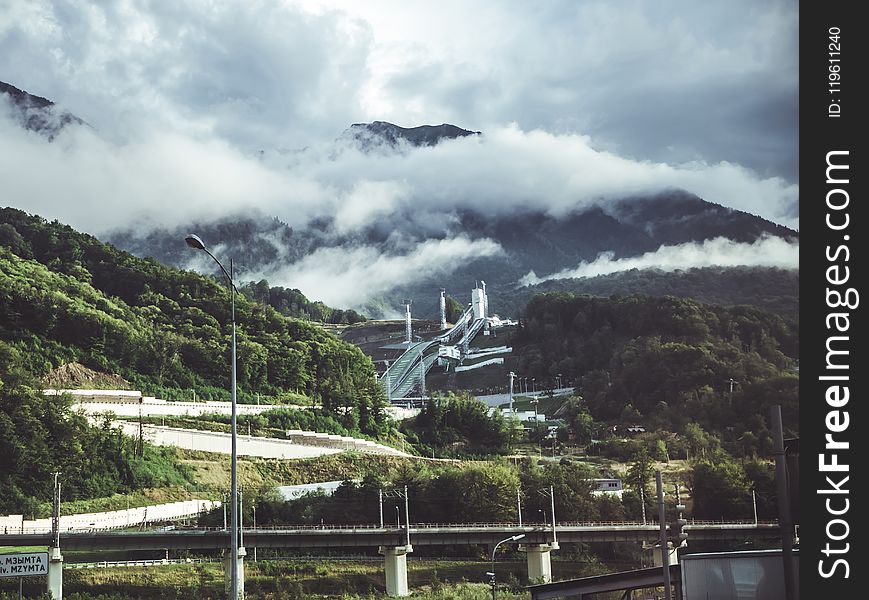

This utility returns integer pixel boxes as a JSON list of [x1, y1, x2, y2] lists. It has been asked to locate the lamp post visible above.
[[488, 534, 525, 600], [508, 371, 515, 413], [185, 233, 239, 600]]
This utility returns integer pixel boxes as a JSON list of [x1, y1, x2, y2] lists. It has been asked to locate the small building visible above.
[[588, 478, 624, 498]]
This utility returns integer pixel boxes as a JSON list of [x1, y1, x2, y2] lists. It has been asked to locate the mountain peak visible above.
[[0, 80, 86, 140], [343, 121, 480, 149]]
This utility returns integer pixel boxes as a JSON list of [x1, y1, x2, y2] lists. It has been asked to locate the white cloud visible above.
[[0, 0, 799, 309], [519, 235, 799, 286], [1, 0, 798, 179], [0, 113, 799, 237], [0, 112, 329, 233], [252, 235, 502, 308], [333, 180, 409, 234]]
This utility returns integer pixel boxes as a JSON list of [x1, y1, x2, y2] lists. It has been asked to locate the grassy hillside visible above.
[[0, 208, 388, 429], [0, 208, 395, 513]]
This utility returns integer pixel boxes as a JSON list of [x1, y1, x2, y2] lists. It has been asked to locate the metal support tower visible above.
[[462, 304, 470, 356], [418, 348, 426, 398], [439, 288, 447, 330], [404, 299, 412, 344]]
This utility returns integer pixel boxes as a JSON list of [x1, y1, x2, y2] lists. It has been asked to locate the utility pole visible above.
[[770, 405, 796, 600], [49, 472, 62, 600], [404, 485, 411, 547], [379, 489, 384, 527], [138, 399, 144, 457], [752, 489, 758, 525], [656, 471, 672, 600], [640, 486, 647, 525], [508, 371, 515, 413], [517, 489, 522, 526], [727, 378, 739, 405], [549, 485, 557, 545], [51, 472, 61, 549]]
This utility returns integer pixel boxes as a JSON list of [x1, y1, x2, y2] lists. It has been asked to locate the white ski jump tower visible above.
[[439, 288, 447, 330], [472, 280, 488, 320], [404, 299, 413, 344]]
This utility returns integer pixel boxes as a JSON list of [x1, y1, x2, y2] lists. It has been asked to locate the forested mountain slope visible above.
[[0, 207, 389, 435], [512, 293, 798, 448]]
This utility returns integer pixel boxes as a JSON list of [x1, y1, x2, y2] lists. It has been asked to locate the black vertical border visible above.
[[800, 1, 864, 597]]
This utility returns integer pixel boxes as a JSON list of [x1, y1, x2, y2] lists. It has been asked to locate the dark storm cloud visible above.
[[376, 0, 798, 184], [0, 0, 799, 309], [0, 0, 373, 146], [1, 1, 797, 181]]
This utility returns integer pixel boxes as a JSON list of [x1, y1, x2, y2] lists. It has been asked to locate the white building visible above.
[[589, 479, 624, 498]]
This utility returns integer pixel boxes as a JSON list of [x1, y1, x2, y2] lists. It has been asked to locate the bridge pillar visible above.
[[47, 546, 63, 599], [520, 542, 558, 583], [222, 546, 246, 599], [379, 544, 413, 597]]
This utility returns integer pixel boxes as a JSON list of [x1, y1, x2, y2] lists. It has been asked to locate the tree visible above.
[[625, 449, 654, 497], [689, 459, 753, 520], [560, 396, 594, 445]]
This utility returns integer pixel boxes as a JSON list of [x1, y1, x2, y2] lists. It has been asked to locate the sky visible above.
[[0, 0, 799, 303]]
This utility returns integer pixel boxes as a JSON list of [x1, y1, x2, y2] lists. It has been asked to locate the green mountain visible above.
[[507, 266, 798, 322], [0, 207, 389, 434], [511, 292, 798, 447]]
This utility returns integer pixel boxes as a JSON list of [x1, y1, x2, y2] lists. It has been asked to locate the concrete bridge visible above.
[[2, 520, 780, 598]]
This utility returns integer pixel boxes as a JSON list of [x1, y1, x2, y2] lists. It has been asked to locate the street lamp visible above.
[[489, 534, 525, 600], [185, 233, 240, 600]]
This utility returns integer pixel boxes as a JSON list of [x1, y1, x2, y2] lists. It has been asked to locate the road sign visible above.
[[0, 552, 49, 577]]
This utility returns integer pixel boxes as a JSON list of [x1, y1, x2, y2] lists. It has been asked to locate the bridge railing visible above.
[[1, 519, 779, 537]]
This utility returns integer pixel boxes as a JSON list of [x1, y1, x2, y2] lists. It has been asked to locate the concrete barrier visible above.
[[2, 500, 219, 533]]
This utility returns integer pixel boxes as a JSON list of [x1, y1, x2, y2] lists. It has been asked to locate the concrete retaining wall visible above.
[[1, 500, 218, 533]]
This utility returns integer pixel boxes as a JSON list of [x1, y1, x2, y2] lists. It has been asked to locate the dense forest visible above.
[[0, 208, 395, 512], [205, 458, 623, 529], [399, 393, 513, 458], [239, 279, 366, 324], [512, 293, 798, 454], [508, 266, 798, 322], [0, 207, 387, 426]]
